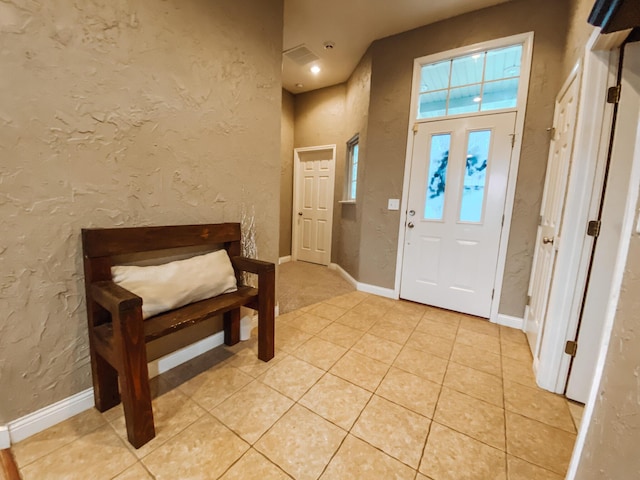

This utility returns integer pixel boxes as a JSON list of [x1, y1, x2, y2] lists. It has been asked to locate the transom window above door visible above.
[[417, 44, 523, 119]]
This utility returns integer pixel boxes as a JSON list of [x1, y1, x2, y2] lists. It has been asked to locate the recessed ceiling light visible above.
[[323, 41, 335, 50], [310, 65, 321, 75], [473, 96, 482, 103], [295, 83, 304, 88]]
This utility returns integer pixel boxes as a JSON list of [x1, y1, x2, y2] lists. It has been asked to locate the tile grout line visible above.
[[317, 302, 426, 475], [418, 311, 462, 477], [500, 326, 510, 479]]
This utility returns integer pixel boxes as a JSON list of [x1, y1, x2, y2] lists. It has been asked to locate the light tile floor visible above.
[[13, 292, 582, 479]]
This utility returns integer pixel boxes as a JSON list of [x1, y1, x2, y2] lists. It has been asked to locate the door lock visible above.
[[542, 236, 554, 245], [408, 209, 415, 216]]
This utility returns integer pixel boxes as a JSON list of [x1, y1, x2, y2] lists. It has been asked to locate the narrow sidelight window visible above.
[[346, 134, 359, 201]]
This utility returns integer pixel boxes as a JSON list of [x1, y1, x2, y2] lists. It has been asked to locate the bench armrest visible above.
[[231, 256, 275, 275], [90, 281, 142, 314]]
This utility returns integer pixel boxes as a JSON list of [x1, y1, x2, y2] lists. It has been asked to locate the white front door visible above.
[[292, 146, 336, 266], [524, 73, 579, 359], [400, 112, 516, 318]]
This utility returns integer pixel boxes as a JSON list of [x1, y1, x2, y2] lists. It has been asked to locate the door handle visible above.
[[298, 212, 303, 216], [408, 209, 415, 216], [542, 236, 554, 245], [407, 222, 415, 229]]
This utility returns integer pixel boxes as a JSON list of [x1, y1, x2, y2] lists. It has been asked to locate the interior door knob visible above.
[[407, 222, 415, 229], [542, 236, 554, 245], [298, 212, 303, 216]]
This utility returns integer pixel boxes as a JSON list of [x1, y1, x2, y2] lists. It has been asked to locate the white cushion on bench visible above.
[[111, 249, 238, 319]]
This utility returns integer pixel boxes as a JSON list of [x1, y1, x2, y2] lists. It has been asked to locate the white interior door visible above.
[[566, 42, 640, 402], [524, 73, 579, 360], [292, 146, 336, 266], [400, 112, 516, 318]]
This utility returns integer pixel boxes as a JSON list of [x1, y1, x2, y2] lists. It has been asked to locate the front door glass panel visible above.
[[460, 130, 491, 222], [424, 133, 451, 220]]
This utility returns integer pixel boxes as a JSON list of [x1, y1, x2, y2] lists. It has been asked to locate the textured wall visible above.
[[562, 0, 597, 80], [293, 84, 347, 262], [0, 0, 283, 424], [280, 89, 295, 258], [338, 50, 372, 278], [360, 0, 568, 317], [576, 203, 640, 479]]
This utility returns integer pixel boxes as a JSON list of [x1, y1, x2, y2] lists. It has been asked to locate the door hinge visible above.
[[565, 340, 578, 357], [587, 220, 601, 237], [491, 289, 495, 300], [412, 124, 419, 133], [501, 214, 505, 227], [538, 215, 543, 226], [526, 295, 531, 307], [607, 85, 621, 104], [547, 127, 556, 139], [510, 133, 516, 148]]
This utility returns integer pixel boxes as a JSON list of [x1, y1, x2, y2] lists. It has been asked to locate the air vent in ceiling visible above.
[[283, 44, 319, 66]]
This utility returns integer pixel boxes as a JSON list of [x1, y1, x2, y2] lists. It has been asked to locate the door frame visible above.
[[291, 144, 336, 265], [534, 31, 620, 393], [395, 32, 534, 324], [566, 30, 639, 480]]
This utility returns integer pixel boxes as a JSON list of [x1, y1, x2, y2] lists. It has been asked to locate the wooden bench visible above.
[[81, 223, 275, 448]]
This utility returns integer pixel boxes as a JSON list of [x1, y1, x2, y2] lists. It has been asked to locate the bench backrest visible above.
[[82, 224, 243, 325]]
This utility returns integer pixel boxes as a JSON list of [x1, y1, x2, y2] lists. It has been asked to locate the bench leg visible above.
[[258, 269, 275, 362], [90, 350, 120, 412], [118, 309, 155, 449], [224, 308, 241, 346], [258, 306, 275, 361]]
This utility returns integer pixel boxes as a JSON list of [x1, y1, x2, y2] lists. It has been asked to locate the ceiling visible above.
[[282, 0, 511, 93]]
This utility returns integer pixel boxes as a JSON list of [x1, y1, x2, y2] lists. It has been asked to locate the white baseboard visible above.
[[279, 256, 291, 265], [496, 314, 524, 330], [328, 263, 398, 299], [147, 331, 225, 378], [328, 263, 357, 287], [6, 329, 229, 445], [357, 282, 398, 299], [8, 388, 95, 444], [0, 425, 10, 449]]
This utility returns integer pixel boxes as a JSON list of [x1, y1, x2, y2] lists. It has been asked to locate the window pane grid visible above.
[[417, 44, 522, 120]]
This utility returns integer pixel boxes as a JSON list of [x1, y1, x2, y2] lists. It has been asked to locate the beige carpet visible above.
[[277, 261, 355, 314]]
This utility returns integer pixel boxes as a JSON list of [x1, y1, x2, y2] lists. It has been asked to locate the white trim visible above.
[[394, 32, 535, 324], [146, 331, 225, 378], [567, 47, 640, 480], [278, 255, 291, 265], [496, 314, 523, 330], [6, 330, 229, 445], [329, 262, 398, 299], [8, 388, 95, 444], [357, 282, 398, 299], [291, 144, 337, 266], [328, 262, 357, 287], [0, 425, 10, 449], [535, 34, 618, 394]]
